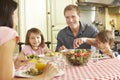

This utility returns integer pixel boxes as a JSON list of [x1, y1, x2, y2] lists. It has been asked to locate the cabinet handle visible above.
[[52, 25, 55, 27], [47, 12, 51, 14]]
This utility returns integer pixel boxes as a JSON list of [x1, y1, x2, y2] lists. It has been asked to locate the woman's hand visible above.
[[41, 62, 59, 80], [14, 52, 29, 69]]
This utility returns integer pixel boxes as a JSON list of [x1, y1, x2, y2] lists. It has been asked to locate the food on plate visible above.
[[27, 54, 45, 63], [23, 61, 46, 76], [27, 54, 39, 60], [29, 58, 44, 63], [29, 59, 38, 63], [45, 52, 62, 57], [64, 49, 91, 66], [23, 67, 43, 76]]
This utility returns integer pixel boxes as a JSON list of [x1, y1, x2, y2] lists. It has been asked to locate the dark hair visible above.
[[0, 0, 17, 28], [25, 28, 45, 47]]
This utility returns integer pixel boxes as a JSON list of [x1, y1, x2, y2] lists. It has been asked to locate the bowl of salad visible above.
[[64, 49, 92, 66]]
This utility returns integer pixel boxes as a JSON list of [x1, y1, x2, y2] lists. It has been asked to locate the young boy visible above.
[[73, 30, 115, 58]]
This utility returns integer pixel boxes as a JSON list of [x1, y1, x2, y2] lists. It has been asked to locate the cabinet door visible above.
[[47, 0, 76, 51], [19, 0, 47, 42]]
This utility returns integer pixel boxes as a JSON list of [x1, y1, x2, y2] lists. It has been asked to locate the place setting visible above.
[[15, 52, 66, 78]]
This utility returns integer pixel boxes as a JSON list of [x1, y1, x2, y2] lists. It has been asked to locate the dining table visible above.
[[14, 58, 120, 80]]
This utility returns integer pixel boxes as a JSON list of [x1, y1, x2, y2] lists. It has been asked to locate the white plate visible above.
[[15, 69, 64, 78], [15, 70, 33, 78], [60, 49, 69, 52], [38, 54, 45, 57], [90, 56, 110, 61]]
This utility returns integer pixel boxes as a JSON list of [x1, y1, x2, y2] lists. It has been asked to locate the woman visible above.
[[0, 0, 58, 80]]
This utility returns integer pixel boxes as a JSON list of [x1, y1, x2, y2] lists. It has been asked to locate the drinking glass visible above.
[[90, 47, 99, 62]]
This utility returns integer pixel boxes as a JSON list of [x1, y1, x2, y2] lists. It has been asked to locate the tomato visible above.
[[83, 52, 89, 56], [74, 53, 81, 57]]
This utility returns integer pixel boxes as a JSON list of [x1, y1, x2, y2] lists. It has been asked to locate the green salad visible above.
[[27, 54, 39, 60]]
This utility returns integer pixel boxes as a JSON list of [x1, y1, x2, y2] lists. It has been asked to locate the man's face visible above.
[[64, 10, 80, 29]]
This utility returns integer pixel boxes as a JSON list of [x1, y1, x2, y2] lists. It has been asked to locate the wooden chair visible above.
[[17, 41, 51, 52]]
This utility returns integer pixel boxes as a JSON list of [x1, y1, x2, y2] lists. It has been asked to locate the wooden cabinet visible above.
[[105, 7, 120, 31]]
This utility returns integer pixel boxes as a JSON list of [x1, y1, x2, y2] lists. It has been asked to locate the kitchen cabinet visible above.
[[18, 0, 47, 42], [108, 7, 120, 14], [109, 7, 120, 30], [105, 7, 120, 30]]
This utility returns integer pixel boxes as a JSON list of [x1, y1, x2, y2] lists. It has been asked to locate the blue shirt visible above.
[[55, 22, 99, 51]]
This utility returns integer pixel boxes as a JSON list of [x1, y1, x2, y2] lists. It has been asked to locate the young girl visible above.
[[73, 30, 115, 58], [23, 27, 51, 56], [15, 28, 52, 68]]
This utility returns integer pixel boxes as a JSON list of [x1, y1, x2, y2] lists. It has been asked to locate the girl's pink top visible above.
[[22, 45, 45, 56], [0, 27, 19, 78]]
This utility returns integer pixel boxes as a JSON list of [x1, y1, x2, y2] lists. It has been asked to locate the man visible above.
[[56, 4, 99, 52]]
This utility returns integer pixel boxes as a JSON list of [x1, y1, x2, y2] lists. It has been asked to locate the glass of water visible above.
[[90, 47, 100, 62]]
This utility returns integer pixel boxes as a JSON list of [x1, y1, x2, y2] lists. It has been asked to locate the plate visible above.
[[90, 55, 110, 61], [15, 69, 64, 78], [38, 54, 45, 57], [60, 49, 69, 53], [15, 70, 33, 78]]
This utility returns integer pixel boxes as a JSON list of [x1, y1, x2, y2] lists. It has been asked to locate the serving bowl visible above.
[[64, 49, 92, 66]]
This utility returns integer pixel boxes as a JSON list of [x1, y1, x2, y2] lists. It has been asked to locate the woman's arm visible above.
[[0, 39, 16, 80], [14, 51, 28, 69]]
